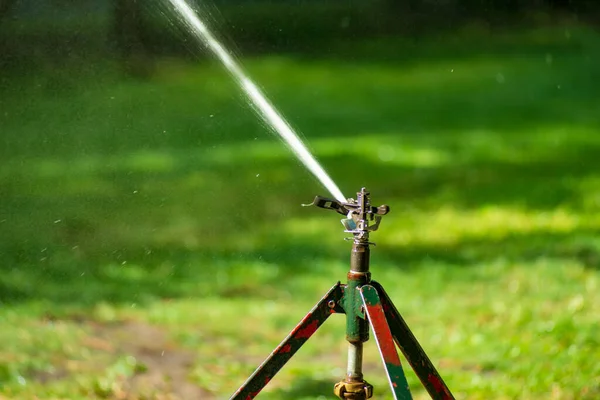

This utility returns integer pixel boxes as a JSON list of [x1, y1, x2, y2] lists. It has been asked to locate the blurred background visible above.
[[1, 0, 600, 398]]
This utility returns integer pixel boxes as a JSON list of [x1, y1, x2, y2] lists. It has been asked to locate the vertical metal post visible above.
[[345, 241, 371, 380], [346, 341, 364, 381], [334, 189, 374, 400]]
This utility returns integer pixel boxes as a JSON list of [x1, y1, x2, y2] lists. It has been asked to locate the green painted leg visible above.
[[371, 281, 454, 400], [360, 285, 413, 400], [230, 282, 345, 399]]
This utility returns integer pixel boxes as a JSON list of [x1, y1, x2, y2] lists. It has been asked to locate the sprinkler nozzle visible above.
[[305, 188, 389, 240]]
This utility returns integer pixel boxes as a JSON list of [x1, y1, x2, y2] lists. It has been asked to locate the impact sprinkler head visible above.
[[305, 188, 389, 243]]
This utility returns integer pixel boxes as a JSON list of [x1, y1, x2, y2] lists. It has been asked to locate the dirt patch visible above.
[[88, 320, 214, 400]]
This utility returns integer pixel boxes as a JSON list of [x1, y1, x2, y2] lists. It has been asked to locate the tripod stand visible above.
[[230, 188, 455, 400]]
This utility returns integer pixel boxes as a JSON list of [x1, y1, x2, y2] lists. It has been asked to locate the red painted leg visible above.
[[360, 285, 413, 400], [371, 281, 454, 400], [229, 282, 345, 400]]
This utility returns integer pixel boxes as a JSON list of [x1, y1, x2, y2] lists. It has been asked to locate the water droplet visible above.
[[450, 69, 454, 73], [495, 73, 505, 84], [133, 190, 138, 194], [256, 174, 260, 177], [17, 375, 26, 386], [54, 219, 62, 224], [209, 114, 214, 118]]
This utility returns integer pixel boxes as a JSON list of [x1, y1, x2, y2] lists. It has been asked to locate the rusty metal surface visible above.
[[350, 242, 371, 273], [344, 277, 369, 343], [360, 285, 413, 400], [334, 379, 374, 400], [370, 281, 455, 400], [229, 282, 345, 400]]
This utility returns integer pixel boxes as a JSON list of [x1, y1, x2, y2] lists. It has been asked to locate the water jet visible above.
[[167, 0, 346, 203]]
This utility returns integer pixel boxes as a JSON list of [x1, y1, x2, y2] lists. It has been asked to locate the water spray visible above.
[[166, 0, 346, 203], [231, 188, 455, 400]]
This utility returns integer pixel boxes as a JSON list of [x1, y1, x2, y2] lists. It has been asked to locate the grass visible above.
[[1, 22, 600, 399]]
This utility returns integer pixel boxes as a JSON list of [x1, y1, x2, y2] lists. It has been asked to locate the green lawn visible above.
[[1, 24, 600, 399]]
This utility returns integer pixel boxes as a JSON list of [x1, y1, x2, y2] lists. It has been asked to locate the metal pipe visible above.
[[346, 341, 364, 382], [350, 242, 370, 274]]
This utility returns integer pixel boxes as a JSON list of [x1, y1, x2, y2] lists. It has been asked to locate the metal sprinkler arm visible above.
[[306, 187, 390, 240]]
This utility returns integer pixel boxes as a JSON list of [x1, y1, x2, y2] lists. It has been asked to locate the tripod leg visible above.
[[360, 285, 413, 400], [230, 282, 345, 400], [370, 281, 454, 400]]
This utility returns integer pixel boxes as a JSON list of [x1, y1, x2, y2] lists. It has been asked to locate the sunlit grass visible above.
[[1, 25, 600, 399]]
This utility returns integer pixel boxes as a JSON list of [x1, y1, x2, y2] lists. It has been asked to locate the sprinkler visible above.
[[163, 4, 454, 397], [230, 188, 455, 400]]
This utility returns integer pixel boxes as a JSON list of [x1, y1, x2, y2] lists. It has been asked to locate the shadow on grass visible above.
[[1, 222, 599, 308], [1, 27, 600, 309], [2, 132, 600, 306]]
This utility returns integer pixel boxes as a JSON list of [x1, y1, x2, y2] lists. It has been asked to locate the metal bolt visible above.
[[328, 300, 336, 308]]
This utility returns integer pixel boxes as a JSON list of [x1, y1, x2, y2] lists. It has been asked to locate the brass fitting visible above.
[[334, 380, 373, 399]]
